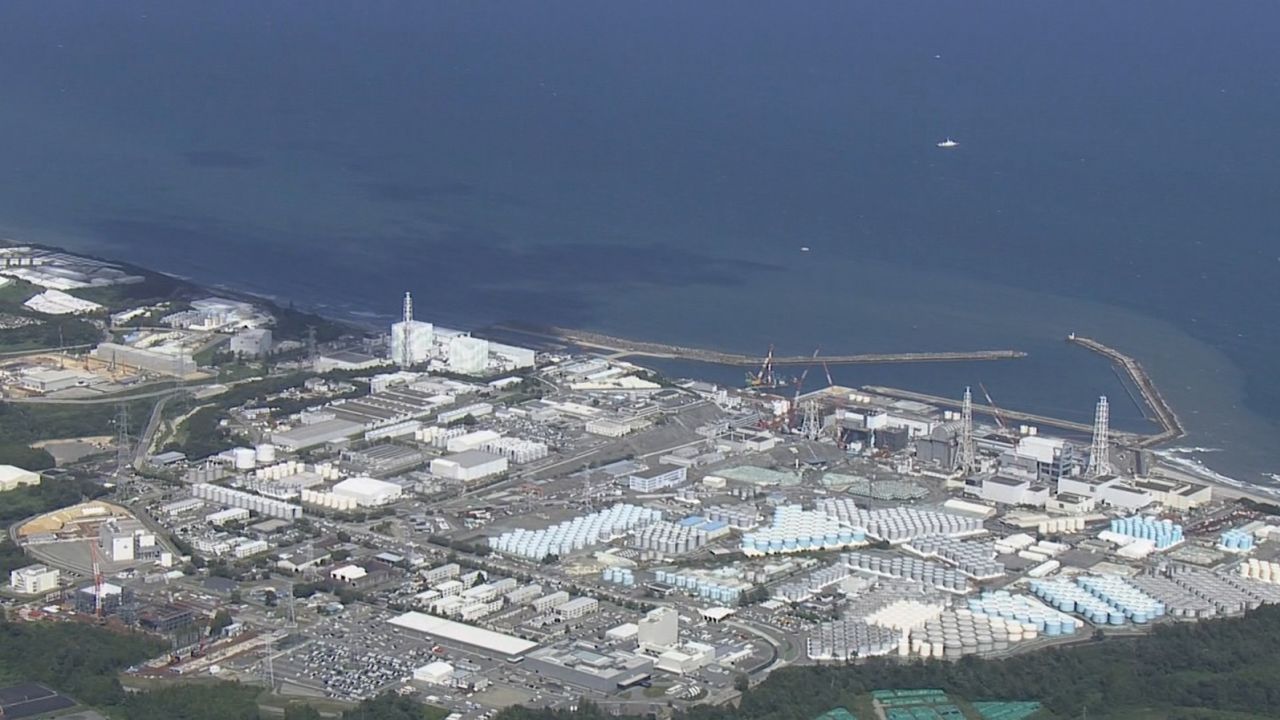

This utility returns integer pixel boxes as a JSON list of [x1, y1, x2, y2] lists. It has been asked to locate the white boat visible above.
[[937, 137, 959, 149]]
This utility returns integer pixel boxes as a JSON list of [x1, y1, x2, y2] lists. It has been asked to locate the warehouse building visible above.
[[430, 450, 508, 483], [271, 418, 365, 451], [524, 644, 653, 692], [331, 476, 403, 507], [0, 465, 41, 492], [388, 611, 538, 659]]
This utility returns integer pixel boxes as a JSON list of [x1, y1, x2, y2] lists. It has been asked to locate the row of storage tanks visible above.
[[652, 569, 747, 604], [191, 483, 303, 520], [809, 596, 1068, 661], [251, 459, 341, 482], [966, 591, 1079, 636], [600, 567, 636, 586], [1109, 515, 1184, 549], [490, 504, 661, 561], [300, 488, 359, 512], [740, 505, 866, 555], [906, 536, 1005, 579], [1031, 575, 1165, 625], [814, 499, 983, 543], [1036, 516, 1087, 534], [1220, 528, 1256, 552], [842, 551, 971, 593], [1163, 565, 1280, 615], [774, 563, 852, 603], [1240, 558, 1280, 584], [633, 521, 711, 555]]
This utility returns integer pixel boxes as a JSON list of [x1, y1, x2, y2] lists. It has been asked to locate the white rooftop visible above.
[[389, 611, 538, 657]]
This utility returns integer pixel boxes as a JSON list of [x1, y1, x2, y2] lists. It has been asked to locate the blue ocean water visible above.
[[0, 2, 1276, 481]]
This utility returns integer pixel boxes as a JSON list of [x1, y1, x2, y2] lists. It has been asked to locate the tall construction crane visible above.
[[746, 345, 777, 388], [89, 537, 106, 622], [786, 348, 822, 428], [978, 382, 1008, 431]]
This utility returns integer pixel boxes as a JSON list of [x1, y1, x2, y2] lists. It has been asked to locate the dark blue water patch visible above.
[[363, 181, 477, 204], [182, 150, 263, 169]]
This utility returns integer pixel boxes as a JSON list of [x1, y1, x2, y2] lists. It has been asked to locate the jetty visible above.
[[859, 385, 1128, 440], [497, 325, 1026, 367], [1066, 333, 1185, 447]]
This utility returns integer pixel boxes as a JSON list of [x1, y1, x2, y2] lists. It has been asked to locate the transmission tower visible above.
[[305, 325, 318, 369], [1086, 395, 1112, 477], [283, 584, 297, 629], [262, 634, 276, 690], [800, 400, 821, 441], [955, 387, 976, 473], [114, 403, 132, 476]]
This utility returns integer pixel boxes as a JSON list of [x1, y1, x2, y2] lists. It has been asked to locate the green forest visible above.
[[497, 605, 1280, 720], [0, 475, 108, 525]]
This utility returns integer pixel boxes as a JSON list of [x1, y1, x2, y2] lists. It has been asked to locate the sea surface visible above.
[[0, 3, 1277, 483]]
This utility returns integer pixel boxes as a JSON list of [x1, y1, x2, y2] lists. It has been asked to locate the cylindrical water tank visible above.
[[255, 443, 276, 464], [233, 447, 256, 470]]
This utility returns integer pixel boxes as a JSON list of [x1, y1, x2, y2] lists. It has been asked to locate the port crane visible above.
[[978, 382, 1007, 430], [745, 345, 777, 388], [785, 348, 822, 429]]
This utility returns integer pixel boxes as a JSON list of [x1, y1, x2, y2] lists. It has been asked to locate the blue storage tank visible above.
[[1108, 612, 1125, 625]]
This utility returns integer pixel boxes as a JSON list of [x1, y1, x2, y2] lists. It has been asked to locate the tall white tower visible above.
[[390, 291, 433, 368], [955, 386, 976, 473], [1087, 395, 1112, 477], [399, 292, 413, 369]]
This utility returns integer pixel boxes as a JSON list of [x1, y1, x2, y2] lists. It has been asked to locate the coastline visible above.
[[4, 237, 1277, 495]]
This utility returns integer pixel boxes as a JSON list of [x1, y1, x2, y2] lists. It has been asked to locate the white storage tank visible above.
[[233, 447, 256, 470], [255, 443, 276, 465]]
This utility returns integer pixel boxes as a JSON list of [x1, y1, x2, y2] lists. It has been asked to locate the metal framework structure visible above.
[[399, 291, 414, 369], [955, 386, 976, 473], [1087, 395, 1112, 477]]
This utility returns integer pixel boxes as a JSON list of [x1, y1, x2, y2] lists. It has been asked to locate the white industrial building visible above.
[[0, 465, 41, 492], [230, 328, 273, 357], [430, 450, 508, 483], [638, 607, 679, 653], [489, 342, 536, 369], [532, 591, 571, 613], [446, 430, 502, 453], [1054, 475, 1195, 511], [972, 475, 1050, 507], [99, 523, 157, 563], [628, 464, 687, 492], [331, 476, 403, 507], [93, 341, 195, 377], [448, 336, 490, 375], [412, 661, 455, 686], [388, 611, 538, 658], [392, 320, 435, 368], [10, 564, 59, 595], [556, 596, 599, 619], [206, 507, 251, 525], [23, 289, 104, 315], [654, 642, 716, 675]]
